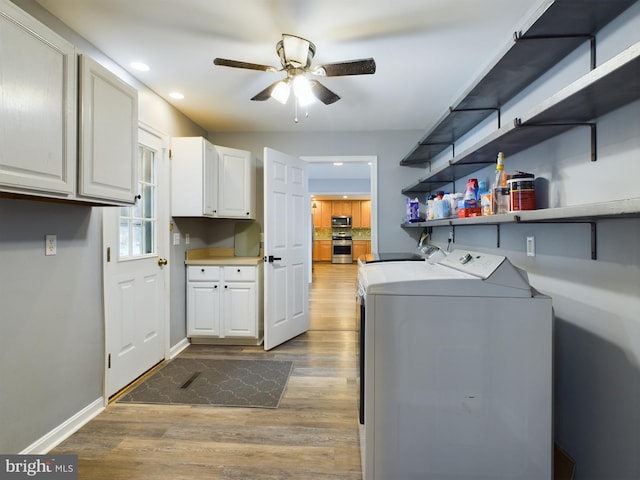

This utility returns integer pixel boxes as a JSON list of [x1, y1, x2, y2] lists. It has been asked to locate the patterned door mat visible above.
[[118, 358, 293, 408]]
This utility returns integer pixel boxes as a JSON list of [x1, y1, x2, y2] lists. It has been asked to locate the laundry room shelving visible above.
[[400, 0, 638, 166], [399, 0, 640, 260]]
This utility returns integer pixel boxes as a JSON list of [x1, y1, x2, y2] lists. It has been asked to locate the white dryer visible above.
[[359, 250, 553, 480]]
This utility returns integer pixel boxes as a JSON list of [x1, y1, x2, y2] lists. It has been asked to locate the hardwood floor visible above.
[[52, 262, 362, 480]]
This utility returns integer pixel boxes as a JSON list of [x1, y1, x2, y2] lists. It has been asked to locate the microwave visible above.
[[332, 216, 352, 227]]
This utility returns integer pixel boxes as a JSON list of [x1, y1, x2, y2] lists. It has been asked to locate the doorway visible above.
[[303, 155, 377, 268]]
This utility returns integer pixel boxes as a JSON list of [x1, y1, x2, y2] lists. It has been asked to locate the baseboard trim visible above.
[[20, 397, 104, 454], [169, 337, 190, 359]]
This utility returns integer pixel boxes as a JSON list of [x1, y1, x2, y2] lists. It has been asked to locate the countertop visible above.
[[185, 247, 263, 266]]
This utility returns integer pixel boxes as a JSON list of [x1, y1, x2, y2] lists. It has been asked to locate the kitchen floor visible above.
[[52, 262, 361, 480]]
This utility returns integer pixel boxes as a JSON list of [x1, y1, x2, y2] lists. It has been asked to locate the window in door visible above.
[[119, 145, 157, 259]]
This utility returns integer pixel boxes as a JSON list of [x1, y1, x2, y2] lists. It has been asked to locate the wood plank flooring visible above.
[[52, 262, 362, 480]]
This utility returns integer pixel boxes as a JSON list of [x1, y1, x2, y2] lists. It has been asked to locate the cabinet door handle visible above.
[[237, 268, 241, 273]]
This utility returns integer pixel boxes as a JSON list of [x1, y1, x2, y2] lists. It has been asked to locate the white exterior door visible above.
[[263, 147, 309, 350], [103, 126, 169, 397]]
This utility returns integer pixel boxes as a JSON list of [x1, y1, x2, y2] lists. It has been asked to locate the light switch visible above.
[[173, 232, 181, 246]]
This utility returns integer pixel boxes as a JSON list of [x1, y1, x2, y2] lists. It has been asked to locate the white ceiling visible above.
[[33, 0, 543, 133]]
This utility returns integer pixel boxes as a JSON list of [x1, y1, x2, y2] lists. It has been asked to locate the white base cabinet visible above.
[[171, 137, 255, 219], [187, 264, 263, 344]]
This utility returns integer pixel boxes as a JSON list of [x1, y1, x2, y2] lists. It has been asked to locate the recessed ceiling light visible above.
[[169, 92, 185, 100], [130, 62, 150, 72], [333, 162, 343, 166]]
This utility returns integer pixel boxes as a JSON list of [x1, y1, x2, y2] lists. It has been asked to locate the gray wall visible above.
[[423, 6, 640, 479], [2, 0, 205, 454]]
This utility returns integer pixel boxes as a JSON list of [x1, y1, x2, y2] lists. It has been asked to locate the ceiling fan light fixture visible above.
[[271, 80, 291, 104], [280, 34, 315, 68], [292, 75, 315, 106]]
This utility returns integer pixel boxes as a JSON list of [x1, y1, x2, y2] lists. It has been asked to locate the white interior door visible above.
[[263, 147, 309, 350], [103, 126, 169, 397]]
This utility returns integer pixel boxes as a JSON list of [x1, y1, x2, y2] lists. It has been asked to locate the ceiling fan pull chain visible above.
[[294, 95, 299, 123]]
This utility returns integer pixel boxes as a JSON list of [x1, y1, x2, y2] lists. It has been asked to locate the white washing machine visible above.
[[358, 250, 553, 480]]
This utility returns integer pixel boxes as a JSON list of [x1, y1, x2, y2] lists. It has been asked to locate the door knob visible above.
[[158, 258, 168, 266], [266, 255, 282, 263]]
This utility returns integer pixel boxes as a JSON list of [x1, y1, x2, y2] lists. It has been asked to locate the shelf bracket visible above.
[[513, 32, 596, 70], [514, 119, 597, 162], [514, 216, 598, 260], [450, 106, 501, 129]]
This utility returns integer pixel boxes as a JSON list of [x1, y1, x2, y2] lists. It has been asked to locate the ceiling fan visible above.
[[213, 34, 376, 114]]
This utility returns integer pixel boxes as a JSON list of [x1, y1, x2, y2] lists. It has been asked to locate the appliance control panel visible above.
[[438, 250, 506, 279]]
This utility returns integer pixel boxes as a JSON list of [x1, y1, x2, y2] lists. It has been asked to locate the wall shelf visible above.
[[401, 198, 640, 228], [400, 0, 637, 166], [402, 41, 640, 195]]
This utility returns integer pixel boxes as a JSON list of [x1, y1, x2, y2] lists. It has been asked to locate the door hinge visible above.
[[107, 247, 111, 263], [108, 353, 111, 369]]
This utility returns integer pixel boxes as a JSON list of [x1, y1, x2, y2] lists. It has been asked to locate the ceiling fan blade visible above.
[[313, 58, 376, 77], [251, 80, 282, 101], [213, 58, 278, 72], [309, 80, 341, 105]]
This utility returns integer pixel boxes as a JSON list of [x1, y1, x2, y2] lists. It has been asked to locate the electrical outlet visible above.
[[185, 233, 190, 245], [45, 234, 57, 256], [526, 236, 535, 257]]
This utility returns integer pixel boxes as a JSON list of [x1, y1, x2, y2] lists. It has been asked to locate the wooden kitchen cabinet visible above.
[[312, 200, 323, 227], [352, 240, 371, 261], [331, 200, 352, 217], [360, 200, 371, 228], [313, 240, 333, 262], [320, 200, 332, 227], [187, 264, 263, 343], [352, 200, 372, 228], [171, 137, 255, 219]]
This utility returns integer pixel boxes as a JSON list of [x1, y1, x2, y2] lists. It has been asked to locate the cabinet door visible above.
[[321, 200, 333, 227], [319, 240, 333, 261], [203, 140, 218, 216], [0, 1, 76, 196], [222, 282, 257, 337], [352, 240, 366, 261], [332, 200, 351, 217], [361, 200, 371, 228], [352, 200, 362, 227], [312, 201, 322, 227], [216, 146, 255, 219], [187, 281, 221, 336], [78, 54, 138, 204]]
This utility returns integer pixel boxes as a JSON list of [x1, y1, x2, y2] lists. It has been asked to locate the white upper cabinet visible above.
[[215, 145, 255, 219], [171, 137, 255, 219], [0, 0, 76, 196], [78, 54, 138, 204], [0, 1, 138, 205]]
